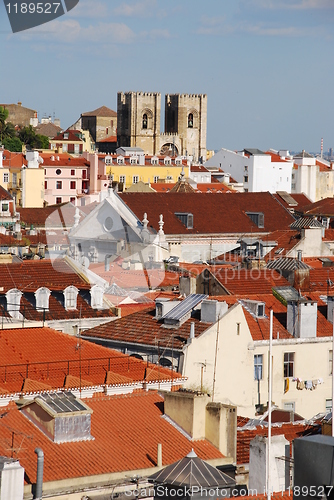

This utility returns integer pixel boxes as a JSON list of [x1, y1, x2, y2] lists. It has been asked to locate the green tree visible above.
[[3, 136, 23, 152], [18, 125, 49, 149]]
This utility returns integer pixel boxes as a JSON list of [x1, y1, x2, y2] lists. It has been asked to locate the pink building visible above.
[[41, 153, 90, 206]]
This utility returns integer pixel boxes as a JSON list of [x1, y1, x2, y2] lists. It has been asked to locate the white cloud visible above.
[[114, 0, 158, 18], [18, 19, 136, 44], [246, 0, 334, 10], [67, 0, 109, 18]]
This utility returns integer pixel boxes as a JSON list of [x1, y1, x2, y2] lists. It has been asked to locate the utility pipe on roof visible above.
[[157, 443, 162, 468], [34, 447, 44, 500]]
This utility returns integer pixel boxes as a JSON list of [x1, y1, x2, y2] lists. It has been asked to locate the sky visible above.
[[1, 0, 334, 154]]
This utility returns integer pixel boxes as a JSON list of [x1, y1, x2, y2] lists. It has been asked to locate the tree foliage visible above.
[[18, 125, 49, 149]]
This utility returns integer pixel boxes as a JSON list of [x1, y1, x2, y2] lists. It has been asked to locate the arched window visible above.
[[188, 113, 194, 128], [142, 114, 148, 129]]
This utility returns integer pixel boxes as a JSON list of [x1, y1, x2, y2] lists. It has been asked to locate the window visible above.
[[70, 181, 76, 190], [246, 212, 264, 228], [82, 170, 87, 179], [244, 175, 248, 183], [117, 157, 124, 165], [326, 399, 332, 411], [130, 157, 138, 165], [244, 166, 248, 172], [71, 169, 75, 176], [119, 175, 126, 184], [44, 181, 47, 189], [188, 113, 193, 128], [74, 144, 80, 154], [62, 143, 68, 152], [291, 183, 296, 190], [142, 114, 148, 129], [56, 169, 62, 175], [106, 128, 109, 135], [1, 203, 8, 212], [284, 352, 294, 378], [292, 173, 295, 180], [56, 197, 62, 204], [329, 350, 333, 375], [133, 176, 139, 184], [35, 287, 51, 312], [175, 212, 193, 229], [64, 133, 69, 140], [70, 197, 76, 203], [64, 286, 78, 311], [56, 181, 62, 190], [12, 173, 17, 186], [3, 173, 9, 183], [154, 176, 160, 183], [254, 354, 263, 380]]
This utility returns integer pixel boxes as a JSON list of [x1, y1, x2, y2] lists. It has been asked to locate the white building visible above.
[[205, 148, 293, 193], [291, 151, 334, 202]]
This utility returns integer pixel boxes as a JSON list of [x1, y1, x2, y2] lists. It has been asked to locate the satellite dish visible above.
[[80, 256, 90, 268]]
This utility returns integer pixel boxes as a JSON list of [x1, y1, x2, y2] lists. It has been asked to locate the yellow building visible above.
[[96, 151, 190, 190], [1, 149, 44, 208]]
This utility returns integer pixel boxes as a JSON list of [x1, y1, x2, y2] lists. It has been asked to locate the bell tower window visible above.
[[142, 114, 148, 129], [188, 113, 194, 128]]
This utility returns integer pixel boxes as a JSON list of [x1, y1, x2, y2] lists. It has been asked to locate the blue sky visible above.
[[1, 0, 334, 153]]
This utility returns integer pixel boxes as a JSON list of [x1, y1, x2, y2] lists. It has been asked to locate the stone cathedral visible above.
[[117, 92, 207, 162]]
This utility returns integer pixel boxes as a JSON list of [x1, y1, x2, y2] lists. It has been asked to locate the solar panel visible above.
[[38, 392, 88, 414], [272, 286, 302, 305], [162, 294, 207, 323]]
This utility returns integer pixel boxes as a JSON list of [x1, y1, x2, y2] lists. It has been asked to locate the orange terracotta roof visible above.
[[40, 153, 89, 167], [2, 150, 27, 168], [237, 421, 319, 464], [261, 230, 301, 260], [297, 197, 334, 217], [89, 262, 179, 290], [0, 326, 175, 396], [82, 306, 211, 350], [51, 130, 84, 143], [0, 391, 223, 484], [118, 192, 296, 234], [211, 268, 290, 295], [18, 202, 97, 228], [82, 105, 117, 117], [98, 135, 117, 143]]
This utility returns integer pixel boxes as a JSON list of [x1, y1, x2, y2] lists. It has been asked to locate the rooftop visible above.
[[0, 391, 223, 485], [81, 105, 117, 117]]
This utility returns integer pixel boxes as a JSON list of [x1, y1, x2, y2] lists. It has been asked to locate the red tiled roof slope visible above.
[[118, 192, 295, 234], [0, 392, 223, 484]]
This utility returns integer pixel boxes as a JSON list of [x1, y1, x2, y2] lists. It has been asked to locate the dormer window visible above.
[[64, 133, 69, 140], [246, 212, 264, 228], [188, 113, 194, 128], [117, 156, 124, 165], [130, 157, 138, 165], [151, 157, 159, 165], [175, 212, 193, 229], [6, 288, 22, 319], [35, 287, 51, 312], [105, 156, 113, 165], [142, 114, 148, 129], [175, 157, 182, 166], [164, 157, 171, 165], [64, 286, 79, 311], [90, 285, 104, 309]]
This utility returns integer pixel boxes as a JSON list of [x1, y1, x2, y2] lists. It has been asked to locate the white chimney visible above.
[[0, 457, 25, 500], [287, 300, 317, 338], [249, 435, 290, 493]]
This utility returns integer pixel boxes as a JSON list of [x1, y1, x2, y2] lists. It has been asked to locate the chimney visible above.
[[0, 457, 25, 500], [249, 435, 290, 493], [287, 299, 317, 338], [164, 391, 210, 439], [179, 276, 196, 296], [205, 403, 237, 462], [201, 300, 228, 323], [33, 448, 44, 500], [297, 250, 302, 261], [189, 322, 195, 340], [327, 296, 334, 323]]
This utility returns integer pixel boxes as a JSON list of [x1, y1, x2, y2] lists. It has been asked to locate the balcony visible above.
[[8, 182, 22, 191]]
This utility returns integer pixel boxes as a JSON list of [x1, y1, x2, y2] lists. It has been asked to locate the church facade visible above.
[[117, 92, 207, 162]]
